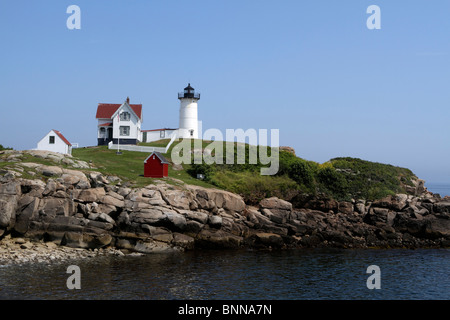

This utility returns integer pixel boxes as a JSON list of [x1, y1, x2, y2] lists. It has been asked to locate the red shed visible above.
[[144, 152, 169, 178]]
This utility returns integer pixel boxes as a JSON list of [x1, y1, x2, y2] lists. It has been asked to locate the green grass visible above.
[[328, 157, 417, 200], [72, 146, 216, 189], [7, 139, 419, 203], [138, 139, 171, 148]]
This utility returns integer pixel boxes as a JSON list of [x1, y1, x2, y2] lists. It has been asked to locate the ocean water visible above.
[[0, 248, 449, 300], [426, 183, 450, 197]]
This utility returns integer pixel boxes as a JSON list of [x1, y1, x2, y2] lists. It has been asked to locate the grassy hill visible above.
[[72, 146, 215, 189], [72, 140, 419, 205]]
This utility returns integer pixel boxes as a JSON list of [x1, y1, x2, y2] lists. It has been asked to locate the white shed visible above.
[[36, 129, 72, 155]]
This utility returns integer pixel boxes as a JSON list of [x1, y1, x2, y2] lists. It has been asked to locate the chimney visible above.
[[126, 97, 130, 104]]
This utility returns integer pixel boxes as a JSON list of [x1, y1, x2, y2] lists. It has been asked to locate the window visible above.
[[99, 127, 106, 137], [120, 126, 130, 136], [49, 136, 55, 144], [120, 112, 130, 121], [160, 130, 165, 138], [189, 130, 194, 137]]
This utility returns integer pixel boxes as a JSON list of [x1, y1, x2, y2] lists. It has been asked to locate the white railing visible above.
[[108, 141, 166, 153], [107, 131, 179, 154], [164, 132, 178, 153]]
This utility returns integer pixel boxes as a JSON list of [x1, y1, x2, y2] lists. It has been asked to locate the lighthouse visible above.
[[178, 83, 200, 139]]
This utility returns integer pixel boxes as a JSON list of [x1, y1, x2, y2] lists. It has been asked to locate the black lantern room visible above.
[[178, 83, 200, 100]]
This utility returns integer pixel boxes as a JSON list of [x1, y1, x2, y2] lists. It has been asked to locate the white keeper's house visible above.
[[96, 84, 201, 146], [96, 97, 143, 146], [36, 129, 72, 155]]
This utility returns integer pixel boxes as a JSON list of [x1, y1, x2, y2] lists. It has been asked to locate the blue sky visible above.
[[1, 1, 449, 183]]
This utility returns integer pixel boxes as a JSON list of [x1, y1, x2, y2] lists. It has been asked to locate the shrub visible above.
[[0, 144, 12, 151], [317, 166, 349, 199]]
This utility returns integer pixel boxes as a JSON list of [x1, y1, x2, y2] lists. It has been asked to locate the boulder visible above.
[[129, 209, 166, 225], [187, 185, 246, 213], [18, 179, 46, 197], [208, 215, 223, 229], [0, 194, 17, 228], [164, 212, 187, 231], [97, 213, 115, 225], [279, 146, 296, 156], [172, 233, 195, 250], [0, 181, 21, 195], [14, 196, 40, 234], [89, 172, 110, 187], [97, 204, 116, 215], [260, 197, 292, 223], [212, 190, 246, 213], [147, 226, 173, 242], [185, 220, 204, 234], [433, 201, 450, 214], [365, 207, 390, 225], [77, 188, 106, 203], [38, 197, 75, 217], [101, 194, 125, 208], [372, 195, 407, 211], [245, 207, 273, 228], [133, 240, 178, 253], [61, 232, 112, 249], [246, 232, 284, 248], [117, 187, 132, 197], [355, 201, 366, 215], [301, 197, 338, 213], [195, 229, 243, 249], [424, 218, 450, 239], [260, 197, 292, 212], [160, 188, 192, 210], [338, 202, 354, 215], [60, 169, 88, 186], [37, 165, 63, 177], [42, 179, 58, 196], [261, 208, 286, 224], [180, 210, 209, 224]]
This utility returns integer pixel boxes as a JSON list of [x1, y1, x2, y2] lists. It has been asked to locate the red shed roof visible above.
[[53, 129, 72, 146], [96, 103, 142, 120], [144, 152, 170, 164]]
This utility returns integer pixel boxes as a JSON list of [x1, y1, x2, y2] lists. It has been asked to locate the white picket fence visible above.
[[107, 132, 178, 154], [108, 142, 165, 153]]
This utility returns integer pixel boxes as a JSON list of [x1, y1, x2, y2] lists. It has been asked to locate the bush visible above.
[[0, 144, 12, 151], [317, 166, 349, 199], [183, 143, 417, 202], [209, 171, 299, 204], [186, 163, 217, 181]]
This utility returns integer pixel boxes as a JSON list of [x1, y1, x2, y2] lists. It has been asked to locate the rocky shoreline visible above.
[[0, 234, 128, 266], [1, 150, 450, 265]]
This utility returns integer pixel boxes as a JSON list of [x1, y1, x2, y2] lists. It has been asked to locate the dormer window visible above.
[[120, 112, 130, 121]]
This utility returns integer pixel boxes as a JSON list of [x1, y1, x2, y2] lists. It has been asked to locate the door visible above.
[[107, 128, 113, 140]]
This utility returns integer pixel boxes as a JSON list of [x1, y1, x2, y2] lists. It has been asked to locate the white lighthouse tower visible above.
[[178, 83, 200, 139]]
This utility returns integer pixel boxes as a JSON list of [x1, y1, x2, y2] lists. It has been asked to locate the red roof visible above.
[[96, 103, 142, 120], [99, 122, 113, 127], [53, 129, 72, 146]]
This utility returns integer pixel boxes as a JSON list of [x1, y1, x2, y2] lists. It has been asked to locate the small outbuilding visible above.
[[36, 129, 72, 155], [144, 152, 169, 178]]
